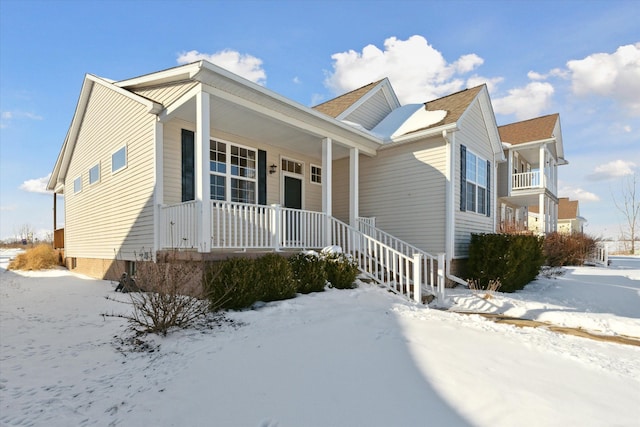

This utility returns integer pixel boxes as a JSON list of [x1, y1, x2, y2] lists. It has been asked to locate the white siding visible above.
[[331, 157, 350, 223], [359, 137, 447, 255], [162, 120, 322, 211], [65, 82, 156, 261], [343, 90, 394, 130], [454, 101, 496, 258]]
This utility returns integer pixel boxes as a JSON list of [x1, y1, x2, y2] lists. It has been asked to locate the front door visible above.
[[284, 176, 302, 245], [284, 176, 302, 209]]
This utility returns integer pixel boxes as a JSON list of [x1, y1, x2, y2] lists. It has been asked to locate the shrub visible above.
[[544, 232, 598, 267], [289, 251, 327, 294], [255, 253, 296, 302], [323, 252, 359, 289], [204, 257, 257, 311], [106, 255, 220, 336], [467, 233, 544, 293], [8, 244, 59, 270]]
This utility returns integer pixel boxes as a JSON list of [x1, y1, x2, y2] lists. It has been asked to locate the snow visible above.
[[370, 104, 447, 142], [1, 249, 639, 427]]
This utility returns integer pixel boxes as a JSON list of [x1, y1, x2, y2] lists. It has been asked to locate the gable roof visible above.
[[420, 85, 485, 131], [498, 113, 559, 145], [313, 80, 386, 118], [558, 197, 579, 220]]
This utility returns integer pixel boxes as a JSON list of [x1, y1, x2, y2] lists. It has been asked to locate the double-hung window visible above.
[[461, 145, 490, 216], [210, 140, 257, 204]]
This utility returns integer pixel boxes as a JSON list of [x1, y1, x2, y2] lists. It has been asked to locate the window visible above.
[[461, 145, 490, 216], [282, 158, 303, 175], [209, 139, 257, 204], [112, 146, 127, 173], [73, 176, 82, 194], [89, 163, 100, 185], [310, 165, 322, 184]]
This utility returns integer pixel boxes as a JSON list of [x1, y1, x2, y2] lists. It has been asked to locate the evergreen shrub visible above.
[[204, 257, 257, 310], [323, 252, 359, 289], [255, 253, 296, 302], [467, 233, 544, 293], [289, 252, 327, 294]]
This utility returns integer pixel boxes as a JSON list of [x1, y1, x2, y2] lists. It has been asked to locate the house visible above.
[[496, 114, 568, 234], [529, 197, 586, 234], [47, 60, 507, 299]]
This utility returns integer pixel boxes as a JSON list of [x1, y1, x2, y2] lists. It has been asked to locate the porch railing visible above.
[[159, 201, 441, 303], [512, 171, 541, 190]]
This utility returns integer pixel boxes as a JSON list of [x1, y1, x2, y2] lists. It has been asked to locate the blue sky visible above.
[[1, 0, 638, 241]]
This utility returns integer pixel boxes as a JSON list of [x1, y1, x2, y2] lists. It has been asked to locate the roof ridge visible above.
[[313, 79, 385, 108], [424, 84, 485, 105], [498, 112, 559, 128]]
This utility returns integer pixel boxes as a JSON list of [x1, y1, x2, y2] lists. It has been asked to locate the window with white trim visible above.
[[464, 150, 489, 215], [73, 176, 82, 194], [310, 164, 321, 184], [89, 163, 100, 185], [112, 146, 127, 173], [281, 158, 303, 175], [209, 139, 257, 203]]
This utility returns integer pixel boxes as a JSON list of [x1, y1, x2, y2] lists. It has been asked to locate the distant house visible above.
[[529, 198, 586, 234], [496, 114, 568, 234], [49, 61, 567, 299]]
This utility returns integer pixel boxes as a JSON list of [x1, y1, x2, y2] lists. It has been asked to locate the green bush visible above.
[[467, 233, 544, 293], [544, 232, 598, 267], [204, 257, 257, 310], [255, 253, 296, 302], [289, 252, 327, 294], [323, 252, 359, 289]]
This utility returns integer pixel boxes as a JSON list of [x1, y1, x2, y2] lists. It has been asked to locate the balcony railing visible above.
[[512, 171, 541, 190]]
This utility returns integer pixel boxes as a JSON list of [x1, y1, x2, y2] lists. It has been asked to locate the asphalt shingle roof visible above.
[[498, 113, 559, 145]]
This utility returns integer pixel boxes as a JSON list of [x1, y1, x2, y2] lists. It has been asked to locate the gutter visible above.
[[443, 129, 470, 288]]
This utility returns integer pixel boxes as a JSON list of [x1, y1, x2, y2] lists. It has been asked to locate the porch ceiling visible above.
[[170, 94, 364, 160]]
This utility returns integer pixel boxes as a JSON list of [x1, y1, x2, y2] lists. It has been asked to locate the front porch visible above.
[[157, 200, 445, 303]]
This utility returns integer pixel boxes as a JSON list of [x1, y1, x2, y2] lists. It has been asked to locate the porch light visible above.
[[269, 164, 277, 174]]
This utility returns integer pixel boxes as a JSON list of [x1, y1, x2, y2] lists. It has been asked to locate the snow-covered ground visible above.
[[1, 249, 639, 427]]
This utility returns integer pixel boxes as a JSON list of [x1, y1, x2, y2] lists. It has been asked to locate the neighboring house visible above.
[[529, 197, 586, 234], [496, 114, 568, 235], [47, 60, 506, 297]]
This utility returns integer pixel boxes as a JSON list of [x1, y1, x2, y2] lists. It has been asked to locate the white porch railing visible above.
[[512, 171, 541, 190], [159, 201, 442, 303], [590, 243, 609, 267]]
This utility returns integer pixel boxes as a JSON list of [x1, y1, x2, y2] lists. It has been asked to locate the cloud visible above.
[[1, 110, 43, 128], [177, 49, 267, 85], [492, 82, 555, 120], [0, 205, 17, 211], [467, 75, 504, 94], [587, 160, 636, 181], [566, 43, 640, 116], [324, 35, 485, 104], [19, 174, 51, 194], [559, 185, 600, 202]]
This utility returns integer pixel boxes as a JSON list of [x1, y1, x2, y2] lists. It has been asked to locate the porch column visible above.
[[349, 147, 359, 227], [153, 120, 164, 256], [322, 138, 332, 246], [539, 144, 546, 189], [507, 149, 513, 193], [196, 91, 211, 252], [539, 193, 546, 235]]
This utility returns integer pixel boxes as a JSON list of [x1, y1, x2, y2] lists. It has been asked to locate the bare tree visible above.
[[13, 223, 34, 243], [613, 173, 639, 254]]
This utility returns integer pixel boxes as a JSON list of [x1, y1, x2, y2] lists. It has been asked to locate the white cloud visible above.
[[587, 160, 636, 181], [176, 49, 267, 85], [466, 75, 503, 94], [19, 174, 51, 194], [324, 35, 485, 104], [1, 110, 43, 128], [492, 82, 555, 120], [559, 185, 600, 202], [566, 43, 640, 116]]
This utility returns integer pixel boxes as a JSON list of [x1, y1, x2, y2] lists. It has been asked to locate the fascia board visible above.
[[115, 62, 201, 89], [380, 123, 459, 149]]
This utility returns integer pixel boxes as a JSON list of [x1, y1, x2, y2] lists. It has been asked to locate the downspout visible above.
[[443, 130, 468, 287]]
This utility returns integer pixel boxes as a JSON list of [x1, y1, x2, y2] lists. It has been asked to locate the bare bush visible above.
[[468, 279, 502, 300], [106, 253, 228, 336], [8, 244, 60, 270]]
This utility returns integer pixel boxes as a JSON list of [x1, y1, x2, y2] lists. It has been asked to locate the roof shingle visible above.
[[498, 113, 559, 145]]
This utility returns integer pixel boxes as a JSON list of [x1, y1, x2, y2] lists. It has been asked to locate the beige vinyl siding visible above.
[[65, 82, 156, 261], [359, 137, 447, 255], [331, 157, 350, 223], [132, 81, 198, 107], [162, 120, 322, 211], [343, 90, 394, 130], [454, 101, 496, 258]]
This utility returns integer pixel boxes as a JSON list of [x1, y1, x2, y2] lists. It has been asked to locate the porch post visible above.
[[153, 120, 164, 256], [322, 138, 332, 246], [349, 147, 359, 227], [507, 149, 513, 194], [539, 193, 546, 235], [196, 91, 211, 252], [539, 144, 546, 189]]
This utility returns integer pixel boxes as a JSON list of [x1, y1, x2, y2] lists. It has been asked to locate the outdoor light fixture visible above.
[[269, 164, 277, 174]]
